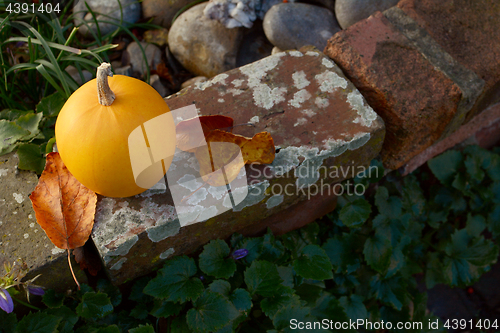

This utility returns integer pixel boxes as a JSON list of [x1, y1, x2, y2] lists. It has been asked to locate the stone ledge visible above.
[[0, 152, 87, 292], [91, 47, 385, 285]]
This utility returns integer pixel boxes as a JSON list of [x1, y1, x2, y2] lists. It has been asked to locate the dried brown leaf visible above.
[[29, 152, 97, 250]]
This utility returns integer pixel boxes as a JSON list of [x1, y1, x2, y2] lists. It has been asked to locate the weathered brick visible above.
[[91, 48, 385, 284], [396, 0, 500, 118], [0, 153, 87, 292], [324, 11, 465, 170], [402, 103, 500, 175]]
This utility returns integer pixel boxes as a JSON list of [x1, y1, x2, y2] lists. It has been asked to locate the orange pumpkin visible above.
[[55, 63, 176, 197]]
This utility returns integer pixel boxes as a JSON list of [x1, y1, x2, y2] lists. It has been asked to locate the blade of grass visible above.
[[35, 59, 79, 91], [4, 37, 82, 55], [13, 21, 71, 97], [36, 63, 66, 97], [56, 27, 79, 62]]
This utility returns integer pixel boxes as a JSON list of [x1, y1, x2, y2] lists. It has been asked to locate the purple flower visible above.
[[28, 286, 45, 296], [0, 288, 14, 313], [231, 249, 248, 260]]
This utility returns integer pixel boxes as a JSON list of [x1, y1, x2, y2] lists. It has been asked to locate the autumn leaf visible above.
[[30, 152, 97, 250], [195, 130, 275, 186], [29, 152, 97, 289], [176, 115, 234, 152]]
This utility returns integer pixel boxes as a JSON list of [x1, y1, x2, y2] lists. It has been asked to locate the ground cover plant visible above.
[[1, 144, 499, 332]]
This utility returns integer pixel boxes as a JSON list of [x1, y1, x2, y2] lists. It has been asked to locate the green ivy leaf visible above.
[[129, 324, 155, 333], [209, 280, 231, 296], [272, 304, 312, 332], [37, 92, 66, 118], [230, 289, 252, 312], [428, 150, 463, 186], [143, 256, 204, 303], [339, 294, 368, 321], [375, 186, 402, 219], [281, 231, 308, 259], [322, 233, 360, 274], [363, 230, 392, 274], [260, 294, 301, 319], [312, 294, 352, 327], [15, 112, 43, 141], [486, 154, 500, 181], [0, 109, 31, 121], [401, 175, 426, 216], [76, 292, 113, 319], [15, 311, 61, 333], [244, 260, 287, 297], [0, 310, 17, 333], [186, 290, 239, 333], [293, 245, 333, 280], [17, 143, 45, 174], [44, 306, 78, 333], [129, 277, 153, 303], [0, 119, 30, 155], [130, 303, 150, 320], [339, 198, 371, 228], [464, 153, 485, 184], [425, 253, 446, 289], [299, 223, 320, 245], [237, 237, 263, 264], [96, 279, 122, 307], [370, 275, 406, 310], [466, 214, 486, 237], [42, 289, 65, 308], [150, 299, 183, 318], [259, 231, 286, 263], [488, 205, 500, 238], [277, 265, 295, 288], [199, 239, 236, 279], [95, 326, 120, 333], [443, 229, 499, 286]]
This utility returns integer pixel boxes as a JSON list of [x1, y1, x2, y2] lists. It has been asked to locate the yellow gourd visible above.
[[55, 63, 176, 197]]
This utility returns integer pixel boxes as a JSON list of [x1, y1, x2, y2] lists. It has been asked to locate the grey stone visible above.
[[263, 3, 340, 51], [0, 153, 87, 292], [114, 65, 133, 77], [168, 3, 243, 78], [73, 0, 141, 37], [150, 74, 169, 97], [125, 42, 162, 78], [203, 0, 282, 28], [65, 66, 93, 85], [335, 0, 399, 29], [142, 0, 193, 28]]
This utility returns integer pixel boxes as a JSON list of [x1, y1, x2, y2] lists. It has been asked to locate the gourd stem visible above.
[[97, 62, 115, 106]]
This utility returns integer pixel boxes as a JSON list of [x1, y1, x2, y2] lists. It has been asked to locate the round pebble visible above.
[[335, 0, 400, 29], [168, 3, 243, 78], [263, 3, 340, 52], [73, 0, 141, 37]]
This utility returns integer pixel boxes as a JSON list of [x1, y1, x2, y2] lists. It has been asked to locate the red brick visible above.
[[324, 11, 462, 170], [402, 103, 500, 175], [397, 0, 500, 118]]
